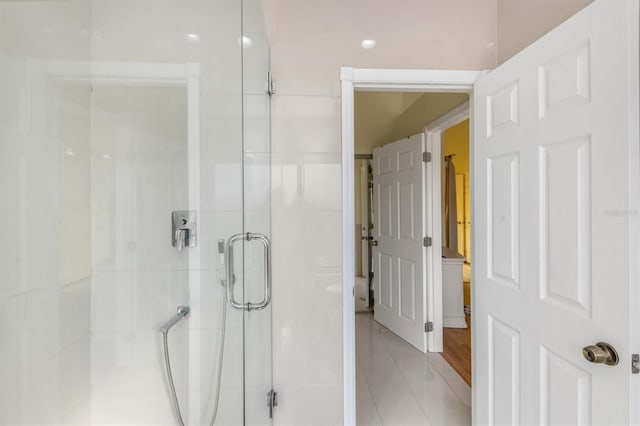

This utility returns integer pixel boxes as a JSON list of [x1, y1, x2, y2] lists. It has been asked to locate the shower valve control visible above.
[[172, 211, 197, 252]]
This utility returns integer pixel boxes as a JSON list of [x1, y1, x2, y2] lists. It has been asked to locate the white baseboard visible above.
[[443, 315, 468, 329]]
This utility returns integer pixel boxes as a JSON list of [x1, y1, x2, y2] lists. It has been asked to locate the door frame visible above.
[[340, 67, 486, 426], [424, 100, 471, 344]]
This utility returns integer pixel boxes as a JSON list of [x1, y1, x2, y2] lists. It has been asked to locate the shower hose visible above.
[[161, 252, 228, 426]]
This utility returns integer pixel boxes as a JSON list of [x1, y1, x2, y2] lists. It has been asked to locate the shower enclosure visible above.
[[0, 0, 272, 424]]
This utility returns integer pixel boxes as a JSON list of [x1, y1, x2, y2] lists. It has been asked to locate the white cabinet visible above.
[[442, 252, 467, 329]]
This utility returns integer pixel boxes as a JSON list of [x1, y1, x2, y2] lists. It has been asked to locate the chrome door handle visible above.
[[370, 240, 378, 246], [226, 232, 271, 311]]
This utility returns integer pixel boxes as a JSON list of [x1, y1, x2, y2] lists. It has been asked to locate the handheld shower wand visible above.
[[160, 306, 191, 426], [217, 240, 227, 284], [207, 239, 228, 425], [160, 239, 229, 426]]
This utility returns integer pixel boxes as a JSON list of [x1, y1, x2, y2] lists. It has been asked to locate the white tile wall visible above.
[[271, 96, 342, 153], [88, 85, 193, 423]]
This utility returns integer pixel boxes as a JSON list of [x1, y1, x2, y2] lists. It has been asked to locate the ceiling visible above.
[[354, 91, 469, 154]]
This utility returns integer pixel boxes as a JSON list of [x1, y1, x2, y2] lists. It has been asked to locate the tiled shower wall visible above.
[[86, 85, 192, 424]]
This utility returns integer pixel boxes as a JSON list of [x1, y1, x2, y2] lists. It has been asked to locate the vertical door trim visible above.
[[424, 100, 470, 352]]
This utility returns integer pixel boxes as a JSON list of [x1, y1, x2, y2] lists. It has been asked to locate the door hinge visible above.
[[267, 72, 276, 96], [425, 321, 433, 332], [423, 236, 432, 247], [633, 354, 640, 374], [423, 152, 432, 163], [268, 389, 278, 418]]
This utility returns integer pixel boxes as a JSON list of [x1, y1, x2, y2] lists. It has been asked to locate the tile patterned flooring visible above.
[[356, 313, 471, 426]]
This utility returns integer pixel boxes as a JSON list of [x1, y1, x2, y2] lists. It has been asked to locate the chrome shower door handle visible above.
[[247, 232, 271, 311], [226, 233, 246, 310], [225, 232, 272, 311]]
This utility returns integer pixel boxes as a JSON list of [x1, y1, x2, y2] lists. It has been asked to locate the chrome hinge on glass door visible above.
[[267, 72, 276, 96], [268, 389, 278, 419]]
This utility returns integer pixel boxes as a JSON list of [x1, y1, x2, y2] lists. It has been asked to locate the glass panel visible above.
[[0, 1, 92, 423], [0, 0, 272, 424], [242, 0, 273, 424]]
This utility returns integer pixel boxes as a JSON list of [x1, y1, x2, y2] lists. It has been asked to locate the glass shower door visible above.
[[0, 0, 273, 424], [242, 0, 274, 424]]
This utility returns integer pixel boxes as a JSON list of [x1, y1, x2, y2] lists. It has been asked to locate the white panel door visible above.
[[474, 1, 639, 424], [372, 133, 427, 352]]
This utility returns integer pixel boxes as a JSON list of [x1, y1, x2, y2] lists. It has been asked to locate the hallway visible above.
[[356, 313, 471, 426]]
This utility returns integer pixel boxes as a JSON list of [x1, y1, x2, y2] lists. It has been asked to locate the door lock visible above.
[[582, 342, 619, 366]]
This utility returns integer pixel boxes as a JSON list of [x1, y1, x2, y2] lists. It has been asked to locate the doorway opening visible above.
[[354, 155, 373, 313], [341, 68, 484, 424], [352, 92, 473, 424], [440, 119, 472, 387]]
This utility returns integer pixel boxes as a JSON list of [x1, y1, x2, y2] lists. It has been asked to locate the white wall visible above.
[[497, 0, 593, 63], [262, 0, 498, 423]]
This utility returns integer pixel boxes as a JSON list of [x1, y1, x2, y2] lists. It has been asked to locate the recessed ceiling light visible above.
[[184, 33, 200, 43], [361, 39, 376, 49], [241, 36, 253, 48]]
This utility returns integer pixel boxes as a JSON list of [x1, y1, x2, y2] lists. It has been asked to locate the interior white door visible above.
[[473, 1, 639, 424], [372, 133, 428, 352]]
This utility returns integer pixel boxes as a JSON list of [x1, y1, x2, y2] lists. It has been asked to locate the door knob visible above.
[[582, 342, 619, 365], [370, 240, 378, 246]]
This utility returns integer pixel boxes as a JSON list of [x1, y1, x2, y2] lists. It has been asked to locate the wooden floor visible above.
[[441, 315, 472, 386]]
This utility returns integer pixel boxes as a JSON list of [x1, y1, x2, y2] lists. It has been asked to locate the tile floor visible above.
[[356, 313, 471, 426]]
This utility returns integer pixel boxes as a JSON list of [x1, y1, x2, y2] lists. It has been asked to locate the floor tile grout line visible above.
[[373, 314, 470, 420], [355, 358, 385, 426], [366, 314, 431, 425], [356, 317, 387, 426], [428, 354, 472, 410], [356, 315, 404, 426], [358, 315, 406, 425]]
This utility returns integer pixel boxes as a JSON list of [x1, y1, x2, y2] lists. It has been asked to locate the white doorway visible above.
[[341, 68, 484, 424], [352, 90, 474, 425]]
